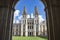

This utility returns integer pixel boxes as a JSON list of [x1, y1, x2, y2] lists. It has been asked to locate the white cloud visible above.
[[14, 10, 20, 19], [31, 13, 34, 18], [13, 10, 20, 23], [13, 20, 19, 23], [27, 13, 34, 18], [16, 20, 19, 23], [27, 15, 30, 18], [38, 15, 45, 23], [13, 10, 45, 24], [18, 15, 22, 20], [18, 15, 30, 19]]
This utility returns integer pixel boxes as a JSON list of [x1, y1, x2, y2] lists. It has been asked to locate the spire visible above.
[[30, 14, 31, 18], [34, 6, 38, 15], [22, 6, 27, 15]]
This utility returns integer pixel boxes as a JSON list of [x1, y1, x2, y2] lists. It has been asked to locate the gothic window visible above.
[[23, 24, 25, 31], [25, 20, 26, 23], [31, 25, 33, 29], [43, 25, 45, 35], [23, 32, 25, 36], [30, 22, 31, 24], [28, 32, 29, 36], [28, 26, 29, 29], [32, 22, 33, 24], [43, 25, 45, 29], [30, 26, 31, 29], [16, 29, 18, 32], [16, 32, 18, 36], [31, 32, 33, 36], [30, 32, 31, 36], [28, 22, 29, 24]]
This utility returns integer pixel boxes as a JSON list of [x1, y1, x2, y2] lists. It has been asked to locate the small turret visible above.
[[34, 6, 39, 17], [22, 6, 27, 18]]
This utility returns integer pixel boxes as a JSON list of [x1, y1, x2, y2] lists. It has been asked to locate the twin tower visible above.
[[22, 6, 39, 18], [20, 6, 40, 36]]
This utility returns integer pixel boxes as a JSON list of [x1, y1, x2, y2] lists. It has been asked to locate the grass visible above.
[[12, 36, 48, 40]]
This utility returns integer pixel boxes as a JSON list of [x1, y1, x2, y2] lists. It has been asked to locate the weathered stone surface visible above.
[[42, 0, 60, 40], [0, 0, 18, 40]]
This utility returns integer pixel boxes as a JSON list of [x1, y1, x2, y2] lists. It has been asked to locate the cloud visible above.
[[31, 13, 34, 18], [18, 15, 22, 20], [16, 20, 20, 23], [14, 10, 20, 18], [27, 15, 30, 18], [13, 19, 20, 23], [27, 13, 34, 18], [13, 11, 45, 24], [38, 15, 45, 23], [13, 10, 20, 23]]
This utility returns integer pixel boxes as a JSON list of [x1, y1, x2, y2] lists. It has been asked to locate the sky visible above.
[[13, 0, 46, 23]]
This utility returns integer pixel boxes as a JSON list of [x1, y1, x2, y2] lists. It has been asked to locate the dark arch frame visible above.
[[0, 0, 60, 40]]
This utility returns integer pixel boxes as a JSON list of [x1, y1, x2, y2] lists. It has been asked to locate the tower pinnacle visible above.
[[34, 6, 38, 15], [22, 6, 27, 15]]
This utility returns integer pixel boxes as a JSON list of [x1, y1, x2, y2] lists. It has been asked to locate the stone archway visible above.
[[42, 0, 60, 40], [0, 0, 60, 40], [0, 0, 18, 40]]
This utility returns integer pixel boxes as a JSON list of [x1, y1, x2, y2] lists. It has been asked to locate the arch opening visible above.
[[12, 0, 48, 40]]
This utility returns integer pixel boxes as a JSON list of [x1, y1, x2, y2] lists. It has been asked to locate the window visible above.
[[25, 20, 26, 23], [31, 32, 33, 36], [32, 22, 33, 24], [23, 25, 25, 31], [16, 29, 18, 31], [28, 22, 29, 24], [30, 22, 31, 24], [16, 32, 18, 36], [28, 26, 29, 29], [32, 26, 33, 29], [30, 26, 31, 29], [30, 32, 31, 36], [28, 32, 29, 36], [23, 32, 25, 36]]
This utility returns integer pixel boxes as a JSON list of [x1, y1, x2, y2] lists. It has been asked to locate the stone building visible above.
[[1, 0, 60, 40], [40, 21, 47, 36], [12, 6, 47, 36]]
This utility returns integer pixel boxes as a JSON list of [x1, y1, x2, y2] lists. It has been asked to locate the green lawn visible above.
[[12, 36, 47, 40]]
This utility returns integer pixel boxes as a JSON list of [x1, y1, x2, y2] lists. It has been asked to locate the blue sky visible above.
[[13, 0, 46, 23]]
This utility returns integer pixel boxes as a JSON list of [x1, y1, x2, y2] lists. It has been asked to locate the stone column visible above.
[[25, 19, 28, 36], [0, 6, 14, 40], [21, 23, 23, 36], [42, 0, 60, 40], [9, 8, 15, 40], [0, 0, 18, 40], [33, 25, 36, 36], [38, 23, 40, 36]]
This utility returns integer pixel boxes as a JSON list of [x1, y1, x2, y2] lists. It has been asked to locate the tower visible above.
[[34, 6, 38, 18], [22, 6, 27, 18], [33, 6, 39, 36], [21, 6, 28, 36]]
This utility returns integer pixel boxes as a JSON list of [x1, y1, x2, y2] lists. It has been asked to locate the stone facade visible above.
[[12, 6, 47, 36], [40, 21, 47, 36], [0, 0, 60, 40], [12, 20, 47, 36]]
